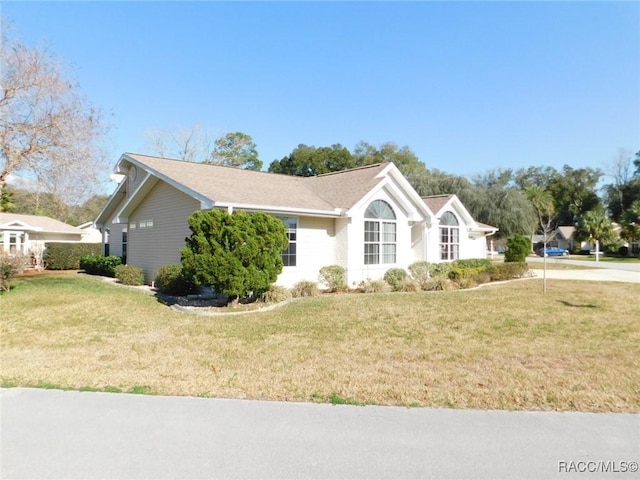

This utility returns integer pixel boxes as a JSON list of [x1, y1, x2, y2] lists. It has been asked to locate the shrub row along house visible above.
[[95, 153, 498, 287]]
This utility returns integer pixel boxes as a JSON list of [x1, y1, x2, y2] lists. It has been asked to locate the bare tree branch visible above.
[[0, 23, 110, 213]]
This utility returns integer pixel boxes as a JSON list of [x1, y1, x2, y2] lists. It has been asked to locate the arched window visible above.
[[440, 211, 459, 261], [364, 200, 396, 265]]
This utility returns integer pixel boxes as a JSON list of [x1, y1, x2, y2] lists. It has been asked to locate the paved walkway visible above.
[[526, 257, 640, 283], [1, 388, 638, 479], [529, 267, 640, 283]]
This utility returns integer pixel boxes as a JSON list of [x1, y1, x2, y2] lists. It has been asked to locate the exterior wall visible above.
[[459, 235, 489, 259], [343, 189, 419, 286], [127, 167, 146, 198], [276, 216, 336, 288], [424, 220, 490, 263], [128, 181, 200, 283]]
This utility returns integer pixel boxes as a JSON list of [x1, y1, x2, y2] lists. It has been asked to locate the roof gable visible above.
[[102, 154, 429, 221], [421, 194, 478, 227], [0, 213, 83, 235]]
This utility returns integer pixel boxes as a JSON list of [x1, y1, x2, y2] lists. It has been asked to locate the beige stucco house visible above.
[[96, 153, 497, 286]]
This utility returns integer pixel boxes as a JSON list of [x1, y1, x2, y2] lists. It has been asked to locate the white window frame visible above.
[[279, 217, 297, 267], [364, 200, 397, 265], [439, 211, 459, 261]]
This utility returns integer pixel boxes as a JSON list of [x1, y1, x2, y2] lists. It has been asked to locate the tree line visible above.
[[2, 21, 638, 252]]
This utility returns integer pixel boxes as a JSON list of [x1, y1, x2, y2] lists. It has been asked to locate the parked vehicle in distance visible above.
[[536, 246, 569, 257]]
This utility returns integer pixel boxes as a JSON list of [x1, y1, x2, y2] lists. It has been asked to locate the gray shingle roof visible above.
[[421, 194, 454, 214], [125, 153, 389, 212], [0, 213, 83, 235]]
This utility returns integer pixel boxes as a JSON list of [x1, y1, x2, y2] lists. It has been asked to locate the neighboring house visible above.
[[0, 213, 84, 266], [96, 153, 498, 287], [77, 222, 103, 243], [555, 226, 576, 252]]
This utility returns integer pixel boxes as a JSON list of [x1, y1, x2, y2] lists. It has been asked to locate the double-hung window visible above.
[[280, 217, 297, 267], [364, 200, 396, 265]]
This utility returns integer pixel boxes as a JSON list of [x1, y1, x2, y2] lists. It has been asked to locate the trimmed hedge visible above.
[[487, 262, 529, 281], [115, 265, 145, 286], [154, 264, 195, 296], [505, 235, 531, 263], [80, 254, 122, 277], [44, 243, 101, 270]]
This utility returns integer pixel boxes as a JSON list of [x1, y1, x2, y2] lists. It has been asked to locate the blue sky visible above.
[[4, 1, 639, 185]]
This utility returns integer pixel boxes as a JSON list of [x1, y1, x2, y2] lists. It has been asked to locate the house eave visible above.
[[213, 202, 344, 218]]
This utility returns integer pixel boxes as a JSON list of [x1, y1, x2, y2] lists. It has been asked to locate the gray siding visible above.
[[128, 181, 200, 283]]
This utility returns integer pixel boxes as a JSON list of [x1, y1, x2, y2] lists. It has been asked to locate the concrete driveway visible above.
[[527, 257, 640, 283], [1, 388, 638, 479]]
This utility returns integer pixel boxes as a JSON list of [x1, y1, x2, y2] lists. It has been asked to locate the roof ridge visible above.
[[314, 162, 388, 178], [126, 152, 315, 181], [421, 194, 454, 199]]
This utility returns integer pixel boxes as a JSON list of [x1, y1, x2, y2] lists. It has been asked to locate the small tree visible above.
[[181, 209, 288, 301], [504, 234, 531, 263], [621, 200, 640, 255], [575, 207, 615, 262]]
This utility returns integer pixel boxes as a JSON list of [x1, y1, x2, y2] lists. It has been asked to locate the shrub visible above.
[[383, 268, 408, 291], [291, 280, 320, 298], [44, 243, 101, 270], [397, 277, 421, 292], [452, 258, 491, 270], [456, 277, 478, 289], [360, 279, 391, 294], [261, 284, 291, 303], [181, 210, 288, 300], [421, 277, 450, 291], [618, 246, 629, 257], [318, 265, 347, 292], [0, 254, 21, 293], [79, 254, 122, 277], [115, 264, 145, 286], [487, 262, 529, 281], [154, 264, 196, 296], [505, 235, 531, 263], [429, 262, 452, 278], [476, 271, 492, 284], [408, 261, 430, 282], [449, 266, 480, 281]]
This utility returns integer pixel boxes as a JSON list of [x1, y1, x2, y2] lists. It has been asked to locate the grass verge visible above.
[[1, 272, 638, 412]]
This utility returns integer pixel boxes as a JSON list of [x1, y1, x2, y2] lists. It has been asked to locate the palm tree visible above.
[[575, 206, 615, 261]]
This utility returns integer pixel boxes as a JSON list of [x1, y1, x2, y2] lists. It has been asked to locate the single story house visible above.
[[0, 213, 84, 265], [77, 222, 103, 244], [96, 153, 498, 287]]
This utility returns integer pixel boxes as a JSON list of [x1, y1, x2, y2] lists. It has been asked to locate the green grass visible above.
[[1, 271, 639, 412]]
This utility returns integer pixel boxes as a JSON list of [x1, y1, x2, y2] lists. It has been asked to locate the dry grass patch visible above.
[[1, 272, 638, 412]]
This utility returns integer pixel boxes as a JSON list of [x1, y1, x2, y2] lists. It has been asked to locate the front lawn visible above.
[[1, 272, 638, 412]]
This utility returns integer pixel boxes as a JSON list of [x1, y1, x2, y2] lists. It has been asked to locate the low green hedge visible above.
[[115, 265, 145, 286], [486, 262, 529, 281], [79, 254, 122, 277], [44, 243, 101, 270]]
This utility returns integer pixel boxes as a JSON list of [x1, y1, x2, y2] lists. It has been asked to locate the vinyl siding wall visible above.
[[276, 216, 336, 288], [344, 190, 416, 286], [128, 181, 199, 283]]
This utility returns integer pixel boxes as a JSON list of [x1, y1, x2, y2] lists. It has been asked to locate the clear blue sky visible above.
[[4, 1, 639, 183]]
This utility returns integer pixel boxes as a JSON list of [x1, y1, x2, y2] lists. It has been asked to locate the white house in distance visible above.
[[0, 213, 85, 265], [95, 153, 498, 287]]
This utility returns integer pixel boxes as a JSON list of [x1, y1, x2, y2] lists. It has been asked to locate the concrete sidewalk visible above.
[[1, 388, 638, 479]]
